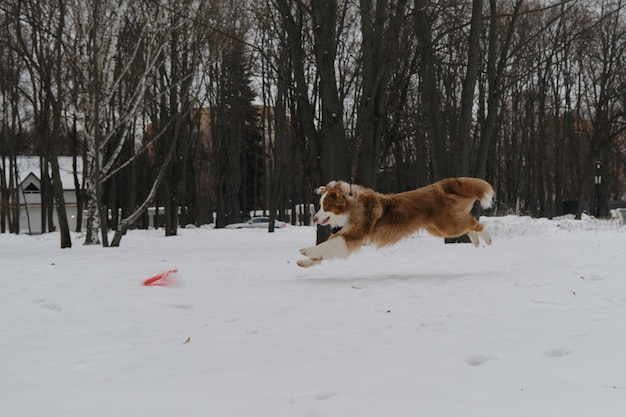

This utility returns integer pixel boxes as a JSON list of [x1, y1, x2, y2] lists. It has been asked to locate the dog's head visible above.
[[312, 181, 354, 228]]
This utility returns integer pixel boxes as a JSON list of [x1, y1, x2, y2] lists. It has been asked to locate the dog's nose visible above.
[[312, 216, 319, 223]]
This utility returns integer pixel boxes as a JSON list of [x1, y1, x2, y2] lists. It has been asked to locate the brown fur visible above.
[[297, 177, 494, 267]]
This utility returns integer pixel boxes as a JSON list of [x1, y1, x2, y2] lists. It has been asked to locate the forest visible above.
[[1, 0, 625, 247]]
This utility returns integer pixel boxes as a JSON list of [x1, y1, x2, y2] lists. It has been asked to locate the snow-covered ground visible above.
[[2, 215, 626, 417]]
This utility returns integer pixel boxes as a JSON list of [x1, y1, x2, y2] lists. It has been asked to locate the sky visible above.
[[1, 214, 626, 417]]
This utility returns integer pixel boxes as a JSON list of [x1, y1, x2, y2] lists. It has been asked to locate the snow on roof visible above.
[[5, 156, 83, 190]]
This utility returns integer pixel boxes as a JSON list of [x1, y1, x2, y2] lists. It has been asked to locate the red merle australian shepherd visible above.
[[297, 177, 494, 267]]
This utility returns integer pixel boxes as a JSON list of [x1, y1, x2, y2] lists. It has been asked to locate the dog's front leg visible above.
[[296, 257, 323, 268], [297, 235, 350, 267]]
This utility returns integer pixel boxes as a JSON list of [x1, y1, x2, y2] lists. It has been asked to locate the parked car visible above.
[[224, 217, 287, 229]]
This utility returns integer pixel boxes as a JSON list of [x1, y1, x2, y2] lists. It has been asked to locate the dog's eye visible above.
[[323, 196, 332, 210], [326, 192, 345, 209]]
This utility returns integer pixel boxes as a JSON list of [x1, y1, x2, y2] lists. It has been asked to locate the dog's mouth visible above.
[[318, 216, 331, 226]]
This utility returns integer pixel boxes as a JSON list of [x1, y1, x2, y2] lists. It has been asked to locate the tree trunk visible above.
[[456, 0, 484, 177], [83, 144, 102, 245], [311, 0, 350, 243], [277, 0, 350, 244], [110, 132, 177, 247], [49, 145, 72, 248], [49, 0, 72, 248], [84, 0, 103, 245], [311, 0, 350, 184], [40, 156, 53, 233], [356, 0, 407, 188], [414, 0, 449, 180], [474, 0, 523, 179]]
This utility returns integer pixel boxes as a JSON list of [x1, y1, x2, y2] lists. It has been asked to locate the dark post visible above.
[[594, 161, 601, 218]]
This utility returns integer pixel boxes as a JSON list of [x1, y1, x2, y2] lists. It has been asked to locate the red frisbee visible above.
[[143, 269, 178, 286]]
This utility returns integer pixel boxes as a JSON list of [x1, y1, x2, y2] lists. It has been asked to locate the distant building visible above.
[[6, 157, 82, 234]]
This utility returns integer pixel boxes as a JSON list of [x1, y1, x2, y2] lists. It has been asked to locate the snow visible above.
[[2, 215, 626, 417]]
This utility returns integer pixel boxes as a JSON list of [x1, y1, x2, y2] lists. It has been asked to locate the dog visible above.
[[296, 177, 494, 267]]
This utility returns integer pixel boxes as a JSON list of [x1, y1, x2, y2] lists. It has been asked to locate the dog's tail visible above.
[[442, 177, 494, 208]]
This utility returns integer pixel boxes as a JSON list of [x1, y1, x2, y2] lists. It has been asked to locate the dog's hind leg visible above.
[[478, 225, 492, 245], [467, 222, 492, 246], [467, 231, 480, 247]]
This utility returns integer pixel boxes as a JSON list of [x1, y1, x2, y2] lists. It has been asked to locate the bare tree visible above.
[[71, 0, 167, 245], [152, 0, 212, 236], [356, 0, 408, 188], [0, 7, 24, 234], [414, 0, 449, 180], [575, 0, 626, 218], [275, 0, 351, 243], [210, 37, 257, 228], [474, 0, 524, 179], [6, 0, 73, 247], [275, 0, 351, 185], [456, 0, 484, 177]]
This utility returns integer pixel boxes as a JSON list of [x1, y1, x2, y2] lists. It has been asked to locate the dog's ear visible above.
[[326, 187, 348, 207], [316, 180, 338, 195]]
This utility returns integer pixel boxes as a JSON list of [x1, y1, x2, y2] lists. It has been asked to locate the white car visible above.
[[224, 217, 287, 229]]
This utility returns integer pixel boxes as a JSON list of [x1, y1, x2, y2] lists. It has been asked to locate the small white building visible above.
[[8, 156, 83, 234]]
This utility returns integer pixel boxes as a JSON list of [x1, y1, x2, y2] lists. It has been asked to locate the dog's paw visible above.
[[299, 246, 319, 258], [297, 258, 322, 268], [299, 237, 349, 261], [481, 229, 493, 245], [468, 232, 480, 247]]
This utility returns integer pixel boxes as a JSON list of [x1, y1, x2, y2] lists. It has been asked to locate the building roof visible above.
[[4, 156, 83, 191]]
